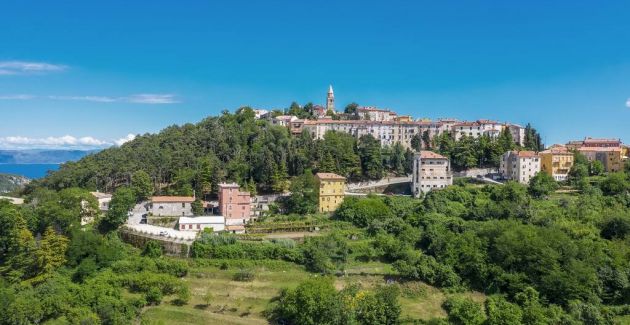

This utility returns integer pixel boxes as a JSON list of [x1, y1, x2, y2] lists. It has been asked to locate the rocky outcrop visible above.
[[0, 174, 30, 193]]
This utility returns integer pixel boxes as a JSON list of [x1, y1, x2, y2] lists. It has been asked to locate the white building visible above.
[[150, 196, 195, 216], [413, 151, 453, 197], [500, 151, 541, 184], [357, 106, 397, 121], [271, 115, 299, 127], [90, 191, 112, 211], [252, 109, 269, 119], [177, 216, 225, 232]]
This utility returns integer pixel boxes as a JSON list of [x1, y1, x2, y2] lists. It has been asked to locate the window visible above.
[[188, 224, 193, 229], [182, 203, 185, 208], [197, 224, 200, 229]]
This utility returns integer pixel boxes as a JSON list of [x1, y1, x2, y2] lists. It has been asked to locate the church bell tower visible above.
[[326, 85, 335, 113]]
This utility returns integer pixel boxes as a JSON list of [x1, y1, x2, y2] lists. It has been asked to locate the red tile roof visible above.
[[151, 196, 195, 203], [541, 145, 571, 154], [578, 147, 622, 153], [516, 151, 539, 158], [418, 151, 448, 159], [316, 172, 346, 180]]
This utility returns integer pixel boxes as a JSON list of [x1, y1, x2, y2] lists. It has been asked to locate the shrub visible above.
[[444, 296, 485, 325], [142, 240, 163, 258], [145, 287, 162, 305], [233, 269, 255, 282]]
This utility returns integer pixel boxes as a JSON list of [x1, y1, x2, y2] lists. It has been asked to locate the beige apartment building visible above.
[[500, 151, 541, 184], [540, 145, 574, 181], [412, 151, 453, 197]]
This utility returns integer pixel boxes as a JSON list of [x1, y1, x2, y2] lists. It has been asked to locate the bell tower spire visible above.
[[326, 85, 335, 113]]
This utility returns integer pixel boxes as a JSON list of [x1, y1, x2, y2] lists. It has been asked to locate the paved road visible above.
[[124, 203, 198, 242], [346, 175, 412, 191]]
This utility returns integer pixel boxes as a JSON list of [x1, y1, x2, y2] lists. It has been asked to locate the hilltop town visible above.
[[2, 87, 629, 324]]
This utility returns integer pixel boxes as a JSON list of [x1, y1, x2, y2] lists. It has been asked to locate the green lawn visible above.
[[139, 259, 486, 324]]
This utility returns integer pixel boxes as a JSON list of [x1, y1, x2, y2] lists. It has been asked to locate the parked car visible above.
[[158, 231, 169, 236]]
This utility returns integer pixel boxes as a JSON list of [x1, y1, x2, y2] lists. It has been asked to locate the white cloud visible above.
[[0, 94, 34, 100], [0, 93, 180, 104], [0, 134, 138, 149], [0, 61, 67, 75], [115, 134, 136, 146], [48, 95, 118, 103], [626, 98, 630, 108], [127, 94, 179, 104]]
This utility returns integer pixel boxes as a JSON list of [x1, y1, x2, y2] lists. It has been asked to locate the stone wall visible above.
[[119, 229, 191, 257]]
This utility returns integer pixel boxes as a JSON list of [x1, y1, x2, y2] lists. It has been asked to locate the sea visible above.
[[0, 163, 60, 179]]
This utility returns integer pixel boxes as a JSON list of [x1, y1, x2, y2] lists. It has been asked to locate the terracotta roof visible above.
[[418, 151, 448, 159], [515, 151, 539, 158], [578, 147, 622, 153], [316, 172, 346, 180], [151, 196, 195, 203], [541, 145, 571, 154], [357, 106, 395, 113], [583, 137, 620, 144], [453, 121, 481, 127]]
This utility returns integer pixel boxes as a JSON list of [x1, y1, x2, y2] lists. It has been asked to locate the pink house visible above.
[[218, 183, 252, 224]]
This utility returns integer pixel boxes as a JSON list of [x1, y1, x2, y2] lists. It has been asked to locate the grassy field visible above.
[[138, 259, 486, 324]]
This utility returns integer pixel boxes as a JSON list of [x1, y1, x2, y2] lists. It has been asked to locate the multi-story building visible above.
[[505, 124, 526, 146], [412, 151, 453, 197], [90, 191, 112, 211], [568, 137, 626, 173], [357, 106, 397, 121], [500, 151, 541, 184], [578, 147, 624, 173], [565, 137, 622, 151], [303, 119, 444, 149], [316, 173, 346, 213], [218, 183, 252, 230], [271, 115, 298, 127], [583, 137, 622, 148], [540, 145, 574, 181]]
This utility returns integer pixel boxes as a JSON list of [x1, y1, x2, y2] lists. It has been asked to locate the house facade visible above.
[[540, 145, 574, 181], [578, 147, 624, 173], [150, 196, 195, 216], [412, 151, 453, 197], [500, 151, 541, 184], [178, 216, 225, 232], [218, 183, 252, 223], [316, 173, 346, 213], [90, 191, 112, 211]]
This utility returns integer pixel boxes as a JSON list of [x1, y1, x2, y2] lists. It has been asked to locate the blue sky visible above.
[[1, 0, 629, 149]]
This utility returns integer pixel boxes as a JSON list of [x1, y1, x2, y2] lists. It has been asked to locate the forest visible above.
[[3, 163, 629, 323]]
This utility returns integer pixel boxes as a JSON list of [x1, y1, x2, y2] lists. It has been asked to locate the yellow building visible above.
[[540, 145, 574, 181], [316, 172, 346, 213]]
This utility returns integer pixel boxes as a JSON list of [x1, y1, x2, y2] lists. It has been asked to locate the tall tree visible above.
[[102, 187, 136, 231], [358, 135, 384, 180], [34, 227, 69, 277], [131, 170, 153, 201]]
